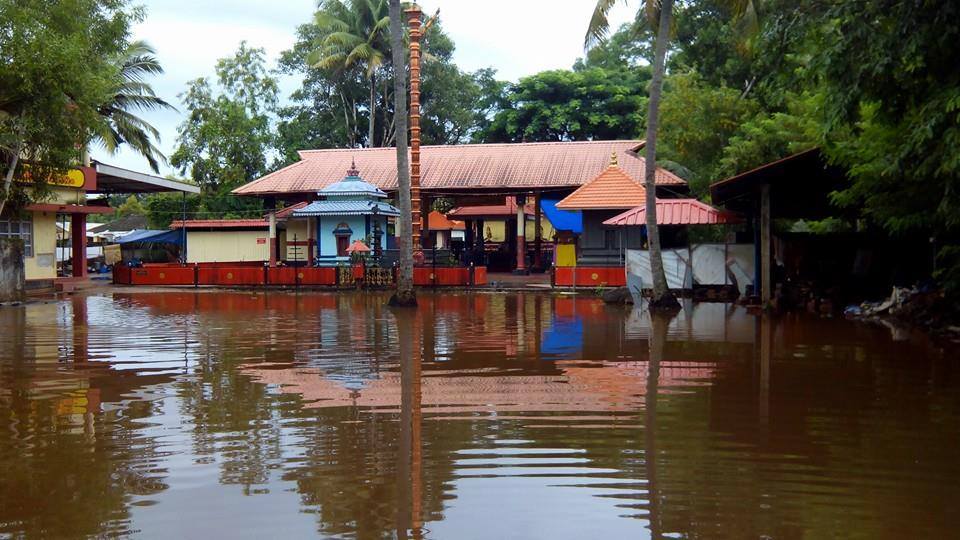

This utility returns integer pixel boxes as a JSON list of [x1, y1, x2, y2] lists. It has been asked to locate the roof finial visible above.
[[610, 151, 618, 167], [347, 157, 359, 177]]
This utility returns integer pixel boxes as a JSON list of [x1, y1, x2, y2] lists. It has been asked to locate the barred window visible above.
[[0, 215, 33, 257]]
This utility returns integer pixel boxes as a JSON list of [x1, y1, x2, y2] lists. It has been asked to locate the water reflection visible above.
[[0, 291, 957, 538]]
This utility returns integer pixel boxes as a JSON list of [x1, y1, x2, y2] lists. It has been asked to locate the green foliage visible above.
[[277, 7, 483, 156], [478, 67, 650, 143], [0, 0, 137, 213], [94, 39, 174, 172], [144, 192, 200, 229], [115, 194, 146, 217], [808, 0, 960, 292], [658, 71, 759, 195], [717, 91, 819, 177], [170, 42, 275, 218]]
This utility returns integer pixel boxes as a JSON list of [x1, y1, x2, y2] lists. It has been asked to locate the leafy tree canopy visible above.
[[0, 0, 138, 214]]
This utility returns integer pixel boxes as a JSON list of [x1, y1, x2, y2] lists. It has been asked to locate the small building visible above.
[[289, 162, 400, 266], [2, 162, 197, 291], [169, 219, 271, 264]]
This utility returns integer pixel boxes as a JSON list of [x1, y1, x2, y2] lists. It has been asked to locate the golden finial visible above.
[[610, 151, 618, 166]]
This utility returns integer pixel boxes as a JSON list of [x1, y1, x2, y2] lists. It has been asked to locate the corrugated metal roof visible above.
[[556, 164, 647, 210], [233, 140, 686, 196], [292, 200, 400, 217], [169, 219, 268, 229], [602, 199, 743, 226]]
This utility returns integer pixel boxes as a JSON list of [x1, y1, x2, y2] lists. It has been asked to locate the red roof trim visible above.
[[169, 219, 269, 230]]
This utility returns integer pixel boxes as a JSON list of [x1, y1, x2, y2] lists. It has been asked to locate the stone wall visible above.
[[0, 238, 25, 303]]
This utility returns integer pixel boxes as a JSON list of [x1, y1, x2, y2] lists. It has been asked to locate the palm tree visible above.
[[587, 0, 679, 309], [94, 40, 174, 173], [310, 0, 390, 148], [387, 0, 416, 306]]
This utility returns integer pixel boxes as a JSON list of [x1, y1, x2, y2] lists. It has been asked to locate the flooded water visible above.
[[0, 291, 958, 539]]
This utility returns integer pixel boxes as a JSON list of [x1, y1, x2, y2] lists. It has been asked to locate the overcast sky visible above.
[[91, 0, 635, 176]]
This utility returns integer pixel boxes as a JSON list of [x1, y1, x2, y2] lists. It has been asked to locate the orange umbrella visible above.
[[346, 239, 371, 253]]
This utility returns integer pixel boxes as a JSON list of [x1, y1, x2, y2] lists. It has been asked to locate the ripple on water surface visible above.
[[0, 290, 958, 539]]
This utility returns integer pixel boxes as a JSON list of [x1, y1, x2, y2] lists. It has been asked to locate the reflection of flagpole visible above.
[[395, 307, 423, 539], [645, 312, 670, 540]]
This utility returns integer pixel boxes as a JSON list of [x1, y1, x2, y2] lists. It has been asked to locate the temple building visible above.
[[289, 162, 399, 266]]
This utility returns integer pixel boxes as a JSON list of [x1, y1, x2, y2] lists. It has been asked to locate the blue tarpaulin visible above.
[[118, 229, 184, 245], [541, 199, 582, 233]]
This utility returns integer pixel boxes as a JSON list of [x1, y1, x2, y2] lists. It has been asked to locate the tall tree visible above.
[[93, 40, 174, 173], [170, 43, 277, 219], [387, 0, 415, 306], [588, 0, 680, 309], [0, 0, 135, 216], [309, 0, 390, 148], [477, 67, 650, 143]]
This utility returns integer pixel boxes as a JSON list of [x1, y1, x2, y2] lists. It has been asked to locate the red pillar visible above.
[[71, 213, 87, 278]]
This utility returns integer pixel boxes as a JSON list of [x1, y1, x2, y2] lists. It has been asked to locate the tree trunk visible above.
[[643, 0, 680, 311], [368, 72, 377, 148], [0, 145, 22, 218], [388, 0, 416, 306]]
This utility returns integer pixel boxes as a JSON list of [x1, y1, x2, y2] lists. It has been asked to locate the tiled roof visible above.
[[169, 219, 268, 229], [232, 140, 686, 196], [448, 197, 534, 219], [555, 163, 648, 210], [292, 200, 400, 217], [602, 199, 744, 226], [428, 211, 465, 230]]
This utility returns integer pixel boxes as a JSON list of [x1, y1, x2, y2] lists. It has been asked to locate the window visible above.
[[0, 215, 33, 257]]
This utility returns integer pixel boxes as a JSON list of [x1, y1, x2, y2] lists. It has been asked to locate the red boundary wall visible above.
[[114, 264, 485, 287], [553, 266, 626, 287]]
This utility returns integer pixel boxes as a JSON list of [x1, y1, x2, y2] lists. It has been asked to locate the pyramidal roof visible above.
[[318, 160, 388, 199], [556, 153, 648, 210]]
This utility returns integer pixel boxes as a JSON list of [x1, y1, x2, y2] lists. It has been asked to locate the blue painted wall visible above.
[[315, 215, 389, 262]]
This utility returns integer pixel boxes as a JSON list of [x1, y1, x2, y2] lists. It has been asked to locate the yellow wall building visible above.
[[184, 230, 270, 264]]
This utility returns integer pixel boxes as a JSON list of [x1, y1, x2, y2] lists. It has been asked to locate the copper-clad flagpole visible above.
[[406, 4, 423, 250]]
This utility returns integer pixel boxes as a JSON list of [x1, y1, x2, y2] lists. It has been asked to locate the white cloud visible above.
[[92, 0, 635, 175]]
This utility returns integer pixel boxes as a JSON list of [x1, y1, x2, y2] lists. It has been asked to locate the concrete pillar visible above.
[[760, 184, 771, 305], [515, 195, 526, 274], [268, 211, 277, 267], [0, 238, 25, 303], [71, 213, 87, 278]]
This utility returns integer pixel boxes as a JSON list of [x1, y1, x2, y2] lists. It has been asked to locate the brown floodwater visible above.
[[0, 290, 957, 539]]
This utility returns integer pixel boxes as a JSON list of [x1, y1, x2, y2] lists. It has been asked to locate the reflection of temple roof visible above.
[[242, 360, 714, 414]]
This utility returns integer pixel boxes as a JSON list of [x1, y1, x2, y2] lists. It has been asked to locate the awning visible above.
[[603, 199, 742, 227], [90, 161, 200, 194], [117, 229, 184, 245], [540, 199, 583, 233]]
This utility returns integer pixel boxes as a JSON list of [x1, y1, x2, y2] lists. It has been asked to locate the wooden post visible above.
[[760, 184, 771, 305], [514, 195, 526, 274], [406, 4, 423, 249], [71, 213, 87, 278], [534, 192, 542, 270]]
